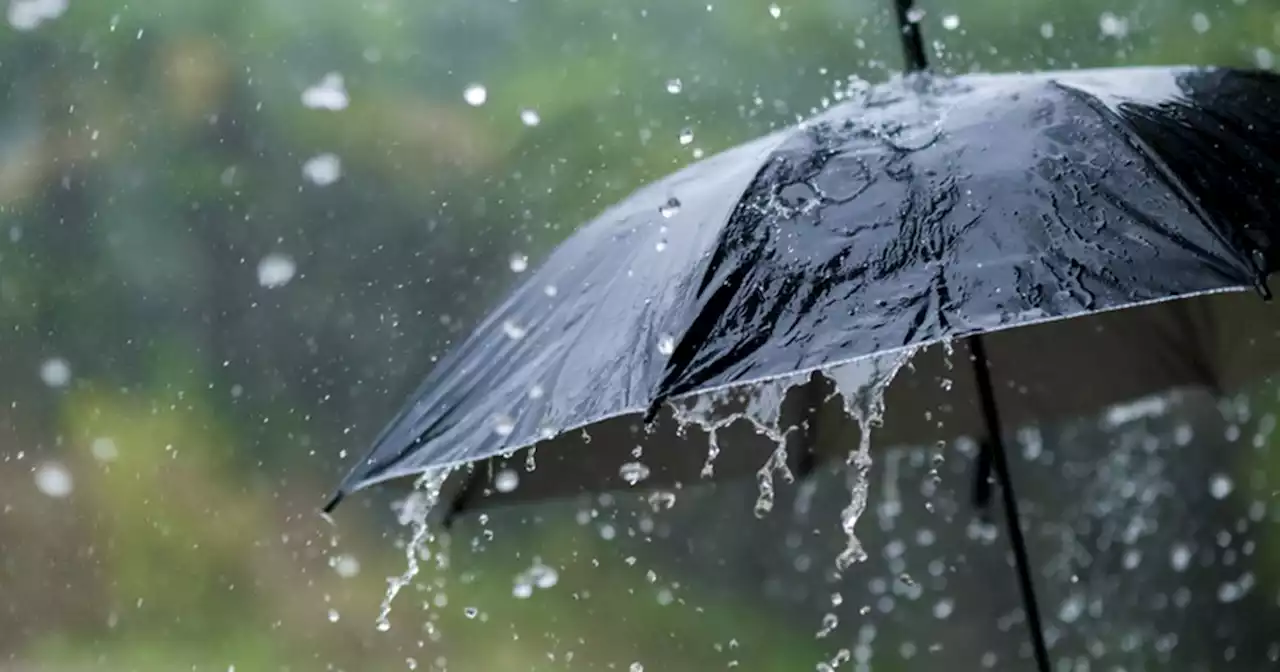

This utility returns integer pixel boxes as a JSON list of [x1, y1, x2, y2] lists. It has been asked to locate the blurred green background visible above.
[[2, 0, 1280, 670]]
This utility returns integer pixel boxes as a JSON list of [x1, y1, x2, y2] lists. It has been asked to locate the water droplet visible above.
[[528, 384, 545, 400], [859, 605, 871, 615], [492, 415, 516, 437], [1039, 21, 1055, 38], [508, 253, 529, 273], [657, 334, 676, 356], [619, 462, 651, 486], [501, 319, 527, 341], [665, 78, 683, 94], [375, 621, 391, 632], [1170, 543, 1192, 572], [1190, 11, 1210, 34], [941, 14, 960, 30], [1098, 12, 1129, 38], [767, 3, 781, 19], [906, 7, 926, 22], [1210, 473, 1234, 500], [329, 553, 361, 578], [543, 284, 558, 297], [519, 108, 540, 126], [327, 608, 340, 622], [34, 462, 72, 498], [630, 664, 645, 672], [40, 357, 71, 388], [831, 592, 844, 607], [659, 197, 681, 218], [463, 84, 487, 106], [816, 612, 839, 638], [302, 153, 342, 186], [647, 491, 677, 511], [302, 72, 349, 110], [678, 128, 694, 145], [90, 437, 118, 462], [463, 606, 478, 619], [494, 469, 520, 493], [654, 239, 668, 252], [257, 253, 296, 288], [7, 0, 68, 31]]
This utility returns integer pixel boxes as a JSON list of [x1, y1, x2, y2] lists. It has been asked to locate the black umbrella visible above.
[[325, 2, 1280, 670]]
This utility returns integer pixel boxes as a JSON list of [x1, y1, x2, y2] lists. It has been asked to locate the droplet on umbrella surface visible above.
[[519, 108, 540, 126], [7, 0, 66, 31], [492, 415, 516, 438], [665, 78, 683, 94], [509, 253, 529, 273], [1190, 12, 1210, 33], [659, 197, 681, 218], [463, 84, 487, 106], [40, 357, 71, 388], [767, 3, 781, 18], [257, 253, 296, 288], [619, 462, 651, 486], [34, 462, 73, 498], [657, 334, 676, 355], [941, 14, 960, 30], [302, 72, 349, 110], [501, 319, 527, 341], [527, 384, 544, 399], [1209, 473, 1234, 499], [678, 128, 694, 145], [91, 437, 118, 462], [494, 468, 520, 493], [302, 153, 342, 186], [654, 239, 668, 252], [543, 284, 558, 297], [906, 7, 926, 22]]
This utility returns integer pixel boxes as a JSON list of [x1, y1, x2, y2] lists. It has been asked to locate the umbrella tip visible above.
[[320, 489, 346, 517]]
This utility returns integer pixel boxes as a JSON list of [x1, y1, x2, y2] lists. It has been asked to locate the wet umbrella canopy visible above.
[[325, 2, 1280, 670]]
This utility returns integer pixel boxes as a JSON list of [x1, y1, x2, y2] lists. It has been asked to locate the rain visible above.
[[6, 0, 1280, 671]]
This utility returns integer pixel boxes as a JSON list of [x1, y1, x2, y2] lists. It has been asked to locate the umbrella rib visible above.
[[969, 335, 1052, 672]]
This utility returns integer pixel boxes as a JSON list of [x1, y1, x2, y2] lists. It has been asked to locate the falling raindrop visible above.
[[257, 253, 297, 288], [619, 462, 651, 485], [494, 469, 520, 493], [40, 357, 71, 388], [678, 128, 694, 145], [508, 253, 529, 273], [1190, 12, 1210, 34], [906, 7, 926, 22], [34, 462, 73, 498], [647, 491, 677, 511], [302, 72, 349, 110], [767, 3, 781, 19], [941, 14, 960, 30], [816, 613, 839, 638], [7, 0, 67, 31], [90, 437, 119, 462], [630, 664, 644, 672], [329, 553, 361, 578], [1039, 22, 1055, 39], [1209, 473, 1234, 500], [659, 197, 681, 218], [519, 109, 540, 126], [665, 78, 683, 94], [302, 153, 342, 186], [463, 84, 487, 106], [327, 609, 340, 623]]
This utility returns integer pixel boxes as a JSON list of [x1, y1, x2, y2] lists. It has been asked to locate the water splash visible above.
[[825, 349, 918, 572], [376, 467, 452, 632], [668, 374, 806, 516]]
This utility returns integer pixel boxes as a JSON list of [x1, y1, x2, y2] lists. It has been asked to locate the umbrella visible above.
[[325, 1, 1280, 669]]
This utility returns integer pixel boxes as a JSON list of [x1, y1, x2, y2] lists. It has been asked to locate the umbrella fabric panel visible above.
[[333, 66, 1280, 501]]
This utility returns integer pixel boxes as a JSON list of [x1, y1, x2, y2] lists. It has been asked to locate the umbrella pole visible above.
[[893, 0, 928, 73], [969, 335, 1052, 672]]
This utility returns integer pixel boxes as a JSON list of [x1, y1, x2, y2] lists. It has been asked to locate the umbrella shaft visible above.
[[970, 335, 1052, 672]]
